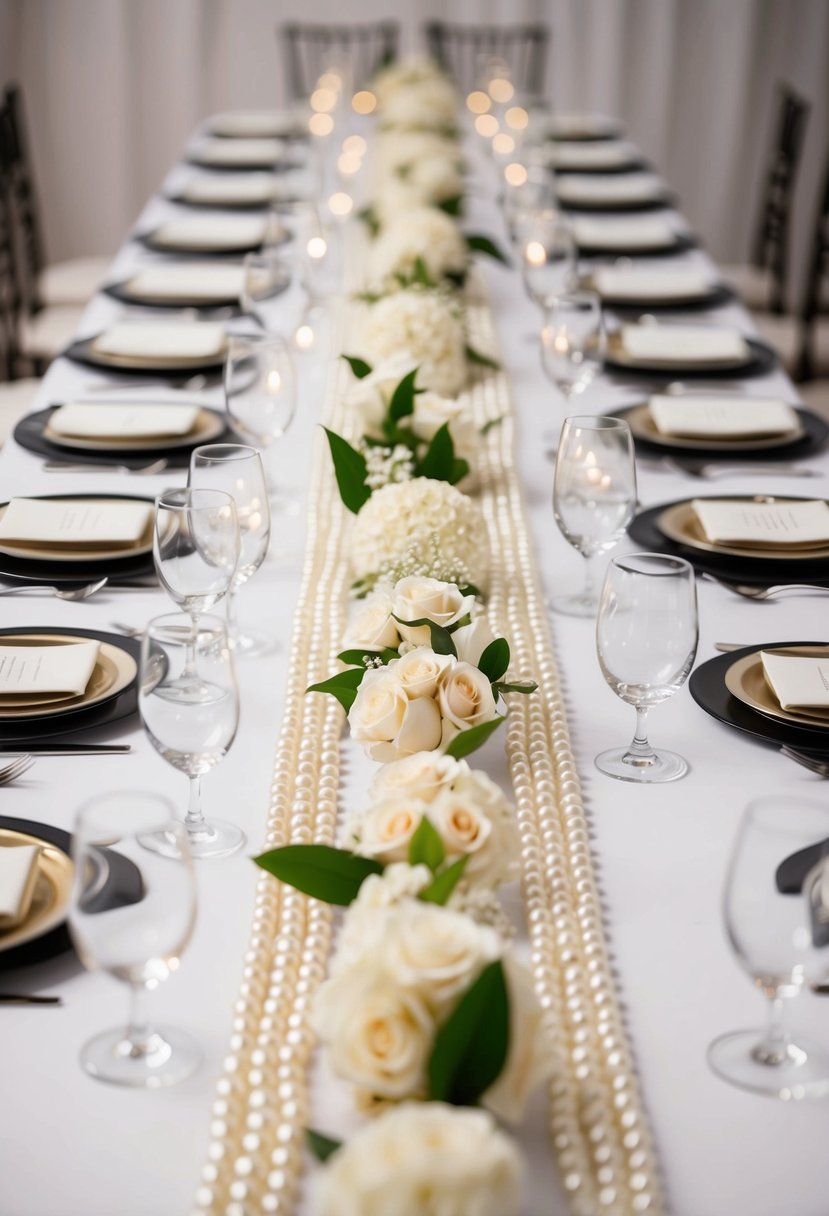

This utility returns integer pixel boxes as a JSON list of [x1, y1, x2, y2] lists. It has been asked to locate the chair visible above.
[[0, 118, 39, 438], [280, 22, 399, 101], [423, 21, 549, 99], [720, 84, 810, 315], [3, 83, 109, 308]]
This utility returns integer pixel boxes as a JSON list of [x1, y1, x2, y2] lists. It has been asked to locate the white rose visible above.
[[410, 391, 479, 471], [350, 796, 427, 863], [333, 865, 432, 974], [392, 646, 454, 699], [381, 901, 502, 1014], [316, 1102, 524, 1216], [438, 661, 501, 747], [369, 752, 465, 804], [483, 956, 552, 1124], [348, 667, 407, 747], [451, 616, 496, 667], [343, 354, 418, 438], [427, 788, 492, 862], [342, 591, 400, 651], [392, 576, 474, 647], [313, 966, 433, 1099], [365, 694, 444, 763], [447, 769, 520, 887]]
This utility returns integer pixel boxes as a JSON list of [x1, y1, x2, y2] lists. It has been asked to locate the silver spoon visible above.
[[0, 578, 108, 601]]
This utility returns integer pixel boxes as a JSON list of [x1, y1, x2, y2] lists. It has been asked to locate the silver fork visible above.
[[656, 457, 820, 479], [0, 755, 35, 785], [0, 578, 108, 601], [703, 576, 829, 600], [779, 747, 829, 777], [43, 459, 169, 475]]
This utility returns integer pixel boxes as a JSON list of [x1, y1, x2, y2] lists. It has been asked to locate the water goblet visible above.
[[503, 171, 557, 245], [540, 289, 605, 404], [240, 248, 292, 331], [551, 416, 637, 616], [139, 612, 241, 859], [189, 443, 271, 656], [708, 795, 829, 1098], [595, 553, 698, 782], [68, 791, 199, 1086], [516, 208, 577, 334], [224, 332, 297, 506]]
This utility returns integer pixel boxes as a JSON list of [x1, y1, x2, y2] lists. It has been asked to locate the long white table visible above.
[[1, 123, 828, 1216]]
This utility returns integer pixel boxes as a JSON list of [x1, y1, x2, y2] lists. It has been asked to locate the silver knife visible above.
[[0, 744, 132, 755]]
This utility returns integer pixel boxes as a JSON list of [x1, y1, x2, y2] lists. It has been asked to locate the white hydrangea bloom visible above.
[[358, 289, 466, 396], [373, 56, 452, 105], [379, 76, 458, 132], [374, 131, 459, 176], [367, 206, 468, 288]]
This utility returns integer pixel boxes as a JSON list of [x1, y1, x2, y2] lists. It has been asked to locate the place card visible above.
[[92, 323, 226, 360], [620, 324, 748, 363], [549, 140, 636, 169], [0, 845, 40, 930], [0, 640, 100, 697], [122, 264, 245, 302], [49, 403, 200, 440], [150, 215, 267, 251], [557, 173, 665, 205], [691, 499, 829, 547], [0, 498, 152, 545], [648, 395, 798, 438], [593, 267, 713, 300], [179, 174, 278, 206], [573, 217, 676, 249], [192, 138, 285, 166], [761, 651, 829, 711]]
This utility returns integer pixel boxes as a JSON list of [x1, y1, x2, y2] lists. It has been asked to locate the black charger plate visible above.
[[577, 230, 697, 259], [552, 156, 649, 175], [560, 192, 675, 214], [64, 335, 226, 376], [0, 816, 144, 970], [606, 336, 777, 379], [102, 281, 242, 312], [185, 152, 302, 173], [591, 282, 734, 312], [612, 404, 827, 462]]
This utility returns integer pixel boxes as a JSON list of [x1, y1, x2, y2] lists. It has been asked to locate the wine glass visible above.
[[551, 416, 638, 616], [516, 208, 577, 335], [68, 791, 199, 1087], [189, 443, 272, 656], [541, 289, 605, 403], [708, 795, 829, 1098], [224, 332, 297, 505], [502, 172, 557, 245], [153, 488, 239, 690], [240, 249, 292, 331], [139, 612, 241, 859], [595, 553, 698, 783]]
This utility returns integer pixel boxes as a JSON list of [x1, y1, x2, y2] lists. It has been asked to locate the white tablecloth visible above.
[[1, 133, 828, 1216]]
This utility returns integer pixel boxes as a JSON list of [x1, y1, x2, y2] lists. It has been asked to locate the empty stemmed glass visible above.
[[139, 613, 241, 859], [68, 791, 199, 1086], [595, 553, 698, 782], [240, 249, 292, 332], [502, 172, 556, 245], [516, 208, 577, 337], [552, 416, 638, 616], [189, 443, 272, 656], [708, 795, 829, 1098], [541, 289, 605, 404], [224, 332, 297, 506]]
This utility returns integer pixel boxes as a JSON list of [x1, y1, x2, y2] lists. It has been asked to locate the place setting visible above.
[[556, 171, 674, 212], [165, 172, 282, 210], [186, 136, 301, 172], [206, 108, 308, 140], [64, 320, 229, 376], [545, 138, 646, 173], [545, 112, 625, 142], [136, 212, 290, 256], [604, 320, 778, 378], [572, 215, 697, 257], [583, 263, 733, 310]]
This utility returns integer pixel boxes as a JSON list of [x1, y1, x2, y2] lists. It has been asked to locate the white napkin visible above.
[[550, 140, 637, 169], [573, 217, 676, 249], [556, 174, 665, 205], [620, 325, 748, 364], [594, 267, 713, 300], [180, 175, 278, 205], [49, 403, 200, 440], [192, 138, 285, 166], [210, 109, 302, 138], [691, 499, 829, 547], [550, 114, 619, 139], [0, 845, 40, 930], [122, 264, 245, 302], [93, 323, 226, 360], [649, 395, 798, 438], [150, 216, 266, 250], [0, 640, 100, 697], [761, 651, 829, 712], [0, 498, 152, 546]]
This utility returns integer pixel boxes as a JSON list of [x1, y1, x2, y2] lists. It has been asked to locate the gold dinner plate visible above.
[[86, 334, 228, 370], [0, 830, 74, 952], [43, 407, 224, 454], [657, 499, 829, 562], [724, 647, 829, 731], [623, 402, 803, 452], [607, 332, 752, 370], [0, 634, 137, 720], [0, 499, 153, 563]]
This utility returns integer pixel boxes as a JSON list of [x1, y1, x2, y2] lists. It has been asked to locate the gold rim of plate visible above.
[[0, 633, 137, 719], [0, 498, 153, 563], [44, 407, 224, 453], [621, 402, 803, 452], [0, 829, 74, 952], [725, 647, 829, 730], [657, 498, 829, 561]]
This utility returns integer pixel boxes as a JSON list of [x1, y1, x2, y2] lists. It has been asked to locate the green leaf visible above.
[[444, 715, 506, 759], [465, 344, 501, 371], [493, 679, 538, 696], [438, 194, 463, 217], [306, 667, 366, 712], [306, 1129, 343, 1163], [323, 427, 371, 515], [408, 817, 445, 873], [357, 205, 380, 237], [445, 269, 467, 288], [418, 855, 469, 905], [342, 354, 373, 380], [391, 615, 457, 657], [254, 845, 383, 906], [449, 457, 469, 485], [416, 422, 455, 482], [478, 638, 510, 683], [458, 583, 482, 599], [388, 368, 419, 423], [466, 233, 509, 265], [428, 960, 510, 1106], [413, 255, 431, 285], [479, 415, 504, 436], [337, 647, 399, 667]]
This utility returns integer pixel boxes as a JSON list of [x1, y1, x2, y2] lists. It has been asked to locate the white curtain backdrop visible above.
[[1, 0, 827, 305]]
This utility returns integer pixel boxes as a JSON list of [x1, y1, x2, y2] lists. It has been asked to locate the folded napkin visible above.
[[761, 651, 829, 712], [649, 394, 798, 438], [550, 114, 619, 139], [122, 264, 245, 302], [0, 845, 40, 931], [691, 498, 829, 548], [620, 324, 748, 363], [211, 109, 301, 138], [594, 267, 713, 300], [557, 173, 665, 205], [49, 402, 200, 440], [573, 217, 676, 249], [0, 498, 152, 546], [0, 640, 100, 698], [93, 323, 226, 360], [192, 138, 285, 166], [180, 175, 278, 205], [550, 140, 636, 169], [150, 216, 267, 251]]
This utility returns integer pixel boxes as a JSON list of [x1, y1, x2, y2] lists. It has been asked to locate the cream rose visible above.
[[392, 646, 454, 699], [444, 769, 520, 887], [342, 591, 400, 651], [438, 661, 501, 747], [392, 576, 474, 647], [350, 796, 427, 863], [483, 956, 552, 1124], [333, 864, 432, 974], [368, 752, 464, 804], [451, 616, 496, 667], [427, 790, 492, 859], [347, 667, 407, 746]]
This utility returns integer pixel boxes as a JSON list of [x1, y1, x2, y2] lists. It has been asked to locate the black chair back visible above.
[[423, 22, 548, 99], [751, 83, 810, 315], [0, 97, 24, 379], [795, 152, 829, 381], [280, 22, 399, 100]]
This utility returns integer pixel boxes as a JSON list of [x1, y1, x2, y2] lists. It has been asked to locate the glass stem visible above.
[[185, 775, 207, 836], [582, 552, 600, 604], [752, 995, 791, 1067], [125, 983, 153, 1056], [182, 612, 200, 680], [225, 585, 239, 641], [621, 705, 658, 769]]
